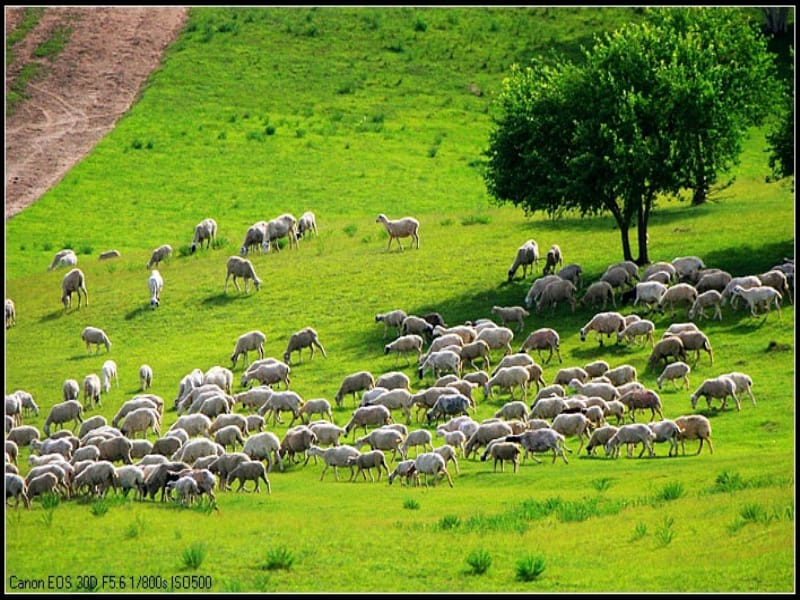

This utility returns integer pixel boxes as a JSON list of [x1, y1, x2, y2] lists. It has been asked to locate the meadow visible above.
[[4, 7, 795, 593]]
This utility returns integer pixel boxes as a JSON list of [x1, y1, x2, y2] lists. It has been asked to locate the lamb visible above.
[[241, 361, 291, 390], [283, 327, 327, 364], [376, 213, 420, 251], [723, 372, 756, 407], [585, 425, 619, 456], [647, 336, 687, 371], [226, 460, 271, 493], [721, 275, 762, 308], [257, 390, 305, 427], [505, 429, 570, 464], [48, 248, 78, 271], [604, 364, 637, 387], [484, 366, 531, 402], [306, 444, 361, 481], [120, 407, 161, 439], [490, 306, 529, 332], [617, 319, 656, 347], [335, 371, 375, 407], [242, 431, 284, 472], [551, 412, 593, 454], [43, 400, 84, 437], [656, 361, 692, 391], [413, 452, 454, 487], [230, 330, 267, 368], [265, 213, 299, 251], [343, 405, 393, 438], [61, 268, 89, 310], [658, 283, 699, 317], [523, 275, 560, 308], [731, 285, 783, 320], [298, 398, 334, 424], [354, 428, 405, 461], [375, 309, 408, 338], [239, 221, 269, 256], [418, 350, 462, 380], [82, 373, 102, 410], [690, 375, 740, 412], [475, 326, 515, 356], [480, 440, 521, 473], [580, 281, 616, 311], [190, 217, 217, 253], [224, 256, 261, 293], [146, 244, 172, 269], [387, 459, 418, 486], [463, 421, 514, 459], [165, 475, 200, 505], [605, 423, 656, 458], [139, 364, 153, 391], [535, 278, 576, 314], [147, 269, 164, 308], [579, 311, 626, 346], [674, 414, 714, 455], [297, 210, 318, 238], [542, 244, 563, 276], [619, 389, 664, 422], [696, 269, 733, 294], [647, 419, 681, 457], [346, 449, 390, 482], [6, 473, 30, 509], [5, 298, 16, 329], [81, 326, 111, 354], [633, 281, 668, 313], [507, 239, 539, 281], [665, 330, 714, 365], [519, 328, 562, 364]]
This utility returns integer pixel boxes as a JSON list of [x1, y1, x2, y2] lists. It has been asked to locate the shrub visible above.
[[403, 498, 420, 510], [182, 542, 206, 570], [515, 554, 546, 581], [438, 514, 461, 530], [262, 546, 294, 571], [465, 548, 492, 575]]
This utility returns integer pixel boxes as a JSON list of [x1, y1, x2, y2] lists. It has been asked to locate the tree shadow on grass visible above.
[[201, 292, 256, 307]]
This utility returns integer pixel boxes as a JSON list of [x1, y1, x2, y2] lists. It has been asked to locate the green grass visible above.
[[3, 7, 794, 594]]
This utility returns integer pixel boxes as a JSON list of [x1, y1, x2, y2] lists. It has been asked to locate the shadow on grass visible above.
[[201, 292, 257, 307], [124, 305, 153, 320]]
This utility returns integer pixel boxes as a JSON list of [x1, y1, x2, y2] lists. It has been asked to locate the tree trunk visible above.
[[606, 199, 634, 262], [762, 8, 789, 34], [635, 196, 652, 265], [691, 135, 707, 206]]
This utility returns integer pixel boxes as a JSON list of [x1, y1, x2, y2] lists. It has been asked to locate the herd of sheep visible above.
[[4, 216, 795, 510]]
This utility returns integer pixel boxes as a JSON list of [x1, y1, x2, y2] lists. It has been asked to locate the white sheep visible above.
[[658, 283, 698, 317], [604, 364, 638, 387], [484, 366, 531, 402], [375, 309, 408, 338], [721, 275, 762, 308], [298, 398, 334, 424], [81, 373, 102, 410], [5, 298, 16, 329], [241, 361, 291, 390], [257, 390, 305, 426], [226, 460, 272, 493], [335, 371, 375, 407], [72, 460, 118, 497], [239, 221, 269, 256], [579, 311, 626, 346], [647, 419, 681, 457], [169, 413, 212, 438], [401, 429, 434, 458], [376, 213, 420, 251], [364, 388, 414, 425], [567, 379, 619, 403], [580, 281, 616, 311], [475, 326, 515, 356], [619, 389, 664, 422], [424, 333, 465, 358], [690, 375, 740, 412], [552, 366, 589, 387], [605, 423, 656, 458], [507, 239, 539, 281], [490, 306, 529, 332], [617, 319, 656, 347], [100, 360, 119, 393], [48, 248, 78, 271], [551, 412, 593, 454], [283, 327, 327, 364], [436, 429, 467, 457], [7, 425, 41, 447], [671, 256, 706, 282], [306, 444, 361, 481], [242, 431, 284, 472], [343, 405, 393, 438], [43, 400, 84, 437], [297, 210, 318, 238], [519, 327, 562, 364], [731, 285, 783, 320], [601, 265, 636, 293], [536, 278, 577, 314], [115, 465, 145, 498], [674, 414, 714, 455], [146, 244, 172, 269], [346, 449, 390, 482], [204, 366, 234, 395], [413, 452, 454, 487], [696, 269, 732, 294], [147, 269, 164, 308], [647, 336, 687, 371], [480, 439, 521, 473], [112, 396, 161, 428], [280, 426, 319, 463], [723, 372, 756, 407], [528, 395, 567, 420], [166, 475, 200, 505], [265, 213, 299, 251], [418, 350, 462, 380], [633, 281, 668, 313], [463, 421, 514, 459], [585, 425, 619, 456], [542, 244, 563, 276], [375, 371, 411, 391], [307, 421, 347, 448], [505, 429, 569, 464], [458, 340, 492, 372], [61, 268, 88, 310], [190, 217, 217, 253], [230, 330, 267, 368], [16, 390, 38, 418], [758, 269, 792, 304], [224, 256, 261, 293], [432, 324, 477, 344], [656, 361, 692, 391], [524, 275, 560, 308], [557, 263, 583, 288], [355, 428, 405, 461], [643, 270, 672, 285], [136, 364, 153, 392], [120, 407, 161, 439], [80, 326, 111, 354], [665, 330, 714, 366], [6, 473, 30, 508]]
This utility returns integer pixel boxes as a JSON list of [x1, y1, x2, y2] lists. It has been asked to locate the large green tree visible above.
[[484, 7, 782, 264]]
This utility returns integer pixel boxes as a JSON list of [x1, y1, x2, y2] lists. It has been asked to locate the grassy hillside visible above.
[[4, 7, 795, 593]]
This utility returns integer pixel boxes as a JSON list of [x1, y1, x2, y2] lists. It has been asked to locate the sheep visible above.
[[663, 322, 700, 336], [436, 429, 467, 457], [480, 439, 521, 473], [410, 386, 455, 421], [335, 371, 375, 407], [5, 298, 16, 329], [136, 364, 153, 392], [297, 398, 334, 424], [130, 439, 153, 460], [82, 373, 102, 410], [81, 326, 111, 354], [343, 405, 393, 438], [641, 261, 677, 282], [412, 452, 454, 487], [643, 270, 673, 285], [224, 256, 261, 293], [375, 371, 411, 391], [553, 366, 589, 387], [307, 422, 347, 448], [27, 472, 62, 501], [484, 366, 531, 402], [98, 360, 119, 394], [242, 431, 284, 472], [723, 372, 756, 407], [604, 364, 637, 387], [376, 213, 420, 251], [120, 407, 161, 439], [257, 390, 305, 427], [229, 330, 267, 369], [146, 244, 172, 269], [542, 244, 563, 276], [462, 370, 491, 391], [264, 213, 299, 251], [633, 281, 668, 313], [528, 395, 568, 420], [239, 221, 269, 256], [658, 283, 699, 317], [507, 239, 539, 281], [226, 460, 271, 493], [674, 414, 714, 455], [418, 350, 462, 380], [297, 210, 318, 238], [617, 319, 656, 348], [519, 328, 562, 364], [432, 324, 477, 345], [758, 269, 792, 304], [490, 306, 529, 332], [424, 333, 465, 359], [140, 461, 192, 502], [6, 439, 19, 465], [241, 361, 291, 390], [6, 473, 30, 509], [656, 361, 692, 391], [619, 389, 664, 422], [43, 400, 84, 437], [579, 281, 616, 311], [731, 285, 783, 320], [601, 266, 637, 294], [18, 391, 39, 418], [354, 428, 405, 461], [283, 327, 327, 364], [7, 425, 41, 448], [557, 263, 583, 288], [97, 436, 133, 465], [74, 459, 120, 497], [696, 269, 732, 294], [523, 275, 560, 309], [61, 268, 88, 310], [567, 379, 619, 403], [306, 444, 361, 481], [647, 336, 687, 371], [112, 397, 161, 428], [690, 375, 740, 412], [721, 275, 763, 308], [363, 388, 414, 425], [144, 268, 165, 308], [280, 426, 319, 463], [190, 217, 217, 253], [494, 401, 530, 423], [585, 425, 619, 456], [536, 278, 576, 314], [605, 424, 656, 458], [647, 419, 681, 457], [387, 459, 418, 486], [672, 256, 706, 282], [169, 413, 212, 438], [550, 412, 593, 454], [375, 309, 408, 339], [30, 436, 73, 459], [475, 326, 515, 356], [463, 421, 514, 459], [48, 248, 78, 271], [115, 465, 145, 498], [346, 449, 390, 482], [579, 311, 626, 346], [451, 339, 490, 372], [665, 330, 714, 365], [5, 393, 22, 428], [396, 429, 431, 458], [506, 429, 569, 464]]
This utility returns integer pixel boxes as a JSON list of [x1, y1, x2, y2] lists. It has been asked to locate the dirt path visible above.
[[4, 6, 188, 221]]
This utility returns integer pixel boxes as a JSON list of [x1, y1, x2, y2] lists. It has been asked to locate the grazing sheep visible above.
[[605, 424, 656, 458], [140, 461, 192, 502], [665, 330, 714, 366], [647, 336, 687, 371], [758, 269, 792, 304], [346, 449, 390, 482], [307, 422, 347, 448], [5, 393, 23, 428], [686, 290, 723, 322], [7, 425, 41, 447], [387, 459, 418, 486], [112, 397, 161, 428], [297, 210, 318, 238], [418, 350, 462, 380], [528, 395, 568, 420], [490, 306, 529, 332], [375, 371, 411, 391], [230, 330, 267, 368], [674, 414, 714, 455], [731, 285, 783, 320], [280, 426, 319, 464], [99, 249, 121, 260], [672, 256, 706, 282], [27, 472, 62, 501], [721, 275, 763, 309], [265, 213, 299, 251], [343, 405, 393, 438], [551, 412, 593, 454], [519, 328, 562, 364], [413, 452, 454, 487], [82, 373, 102, 410], [298, 398, 334, 424], [475, 326, 515, 356], [120, 408, 161, 439], [633, 281, 668, 313], [585, 425, 619, 456], [601, 266, 637, 294], [375, 309, 408, 338], [507, 239, 540, 281], [723, 372, 756, 407], [146, 244, 172, 269], [481, 440, 521, 473], [644, 270, 673, 285], [553, 366, 589, 387], [165, 475, 200, 505], [663, 322, 700, 336], [80, 326, 111, 355], [241, 361, 291, 390], [170, 413, 213, 438], [355, 428, 405, 461], [147, 269, 164, 308], [696, 270, 732, 294], [61, 268, 89, 310], [190, 217, 218, 253], [363, 388, 414, 425], [99, 360, 119, 393], [115, 465, 146, 498], [43, 400, 84, 437], [567, 379, 619, 403], [619, 389, 664, 422], [658, 283, 698, 317], [6, 473, 30, 509], [137, 364, 153, 392], [536, 278, 577, 314], [424, 333, 465, 359], [257, 390, 305, 427], [690, 376, 740, 412], [48, 248, 78, 271], [580, 281, 616, 310], [227, 460, 271, 493], [458, 340, 492, 372], [5, 298, 16, 329], [97, 436, 133, 465], [283, 327, 327, 364], [484, 367, 531, 402], [376, 213, 420, 251], [648, 420, 681, 457], [224, 256, 261, 293], [426, 393, 472, 426], [242, 431, 284, 472], [463, 421, 514, 459], [234, 385, 273, 412], [239, 221, 269, 256], [542, 244, 563, 276], [616, 319, 656, 348], [523, 275, 560, 309], [492, 352, 536, 375], [604, 364, 638, 387], [505, 429, 570, 464], [579, 311, 626, 346], [335, 371, 375, 407], [306, 444, 361, 481], [656, 361, 692, 391], [557, 263, 583, 289], [436, 429, 467, 457]]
